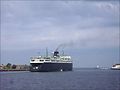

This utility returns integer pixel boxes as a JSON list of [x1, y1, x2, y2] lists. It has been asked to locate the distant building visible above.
[[0, 64, 29, 71], [16, 65, 29, 70], [0, 64, 4, 69]]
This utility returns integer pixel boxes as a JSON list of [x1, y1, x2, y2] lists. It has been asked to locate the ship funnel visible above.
[[53, 51, 59, 56]]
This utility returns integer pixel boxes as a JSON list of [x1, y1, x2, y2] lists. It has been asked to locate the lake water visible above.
[[0, 68, 120, 90]]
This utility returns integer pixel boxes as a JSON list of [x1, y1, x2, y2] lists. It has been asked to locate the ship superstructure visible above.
[[30, 50, 72, 72], [111, 64, 120, 70]]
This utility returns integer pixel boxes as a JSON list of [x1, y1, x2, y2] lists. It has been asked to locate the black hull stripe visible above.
[[30, 63, 73, 72]]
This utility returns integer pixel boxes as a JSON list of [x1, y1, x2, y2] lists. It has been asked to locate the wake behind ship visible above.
[[30, 50, 72, 72]]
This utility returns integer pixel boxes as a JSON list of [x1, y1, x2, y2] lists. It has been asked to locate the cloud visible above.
[[1, 0, 119, 51], [1, 0, 119, 66]]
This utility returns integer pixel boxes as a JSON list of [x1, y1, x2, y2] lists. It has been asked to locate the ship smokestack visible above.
[[53, 51, 59, 56]]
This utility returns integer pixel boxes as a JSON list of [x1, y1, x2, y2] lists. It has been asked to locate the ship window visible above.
[[40, 60, 44, 61], [51, 60, 55, 61], [65, 58, 68, 60], [31, 60, 35, 61], [46, 57, 50, 59], [45, 60, 50, 61]]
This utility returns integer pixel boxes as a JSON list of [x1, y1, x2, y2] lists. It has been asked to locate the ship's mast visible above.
[[55, 44, 62, 51], [46, 48, 48, 57]]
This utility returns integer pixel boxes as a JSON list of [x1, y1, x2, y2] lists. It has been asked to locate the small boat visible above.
[[111, 64, 120, 70]]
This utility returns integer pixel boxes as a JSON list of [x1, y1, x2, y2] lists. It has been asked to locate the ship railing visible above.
[[30, 57, 72, 63]]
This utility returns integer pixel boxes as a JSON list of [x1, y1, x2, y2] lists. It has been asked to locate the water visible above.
[[0, 69, 120, 90]]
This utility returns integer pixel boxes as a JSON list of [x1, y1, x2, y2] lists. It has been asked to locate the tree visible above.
[[12, 64, 16, 69], [6, 63, 12, 69]]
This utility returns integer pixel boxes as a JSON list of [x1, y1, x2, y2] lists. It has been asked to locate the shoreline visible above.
[[0, 69, 29, 72]]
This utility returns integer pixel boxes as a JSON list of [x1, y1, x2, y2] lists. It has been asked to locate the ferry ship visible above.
[[29, 49, 72, 72], [111, 64, 120, 70]]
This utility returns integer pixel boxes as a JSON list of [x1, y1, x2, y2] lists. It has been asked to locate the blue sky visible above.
[[1, 0, 119, 67]]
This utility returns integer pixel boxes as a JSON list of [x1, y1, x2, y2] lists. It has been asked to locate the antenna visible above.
[[55, 44, 63, 51], [46, 48, 48, 57], [62, 50, 64, 55]]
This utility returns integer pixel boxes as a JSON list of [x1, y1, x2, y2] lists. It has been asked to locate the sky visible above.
[[1, 0, 119, 68]]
